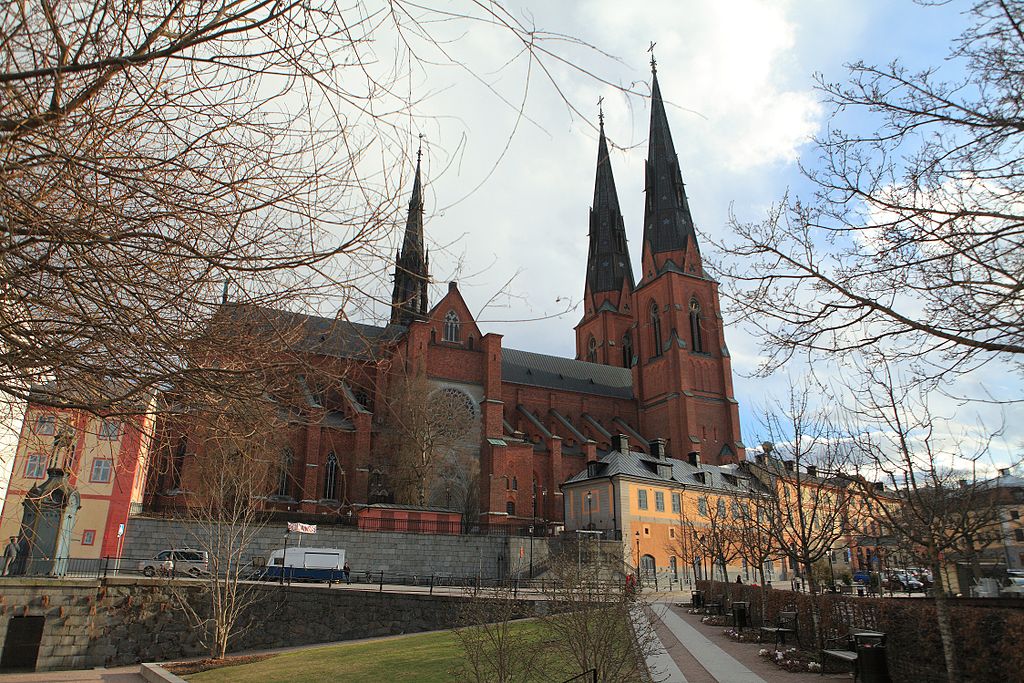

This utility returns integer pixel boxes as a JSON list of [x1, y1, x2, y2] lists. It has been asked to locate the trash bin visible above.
[[856, 637, 890, 683], [692, 590, 703, 608], [732, 601, 749, 629], [857, 586, 865, 597]]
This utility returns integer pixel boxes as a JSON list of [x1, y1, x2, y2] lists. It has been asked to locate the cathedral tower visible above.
[[630, 62, 745, 465], [391, 149, 430, 325], [574, 111, 637, 367]]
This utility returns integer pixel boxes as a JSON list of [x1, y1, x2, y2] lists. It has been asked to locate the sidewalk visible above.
[[641, 600, 854, 682]]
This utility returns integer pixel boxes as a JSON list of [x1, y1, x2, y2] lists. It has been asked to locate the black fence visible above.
[[2, 556, 626, 596]]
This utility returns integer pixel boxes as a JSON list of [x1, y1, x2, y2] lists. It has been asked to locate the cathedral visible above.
[[149, 65, 746, 528]]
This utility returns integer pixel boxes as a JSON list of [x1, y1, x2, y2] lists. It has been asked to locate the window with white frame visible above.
[[655, 491, 665, 512], [443, 310, 460, 342], [98, 419, 120, 440], [24, 453, 46, 479], [671, 492, 681, 513], [90, 458, 113, 483], [637, 489, 648, 510], [698, 496, 708, 516], [34, 414, 56, 435]]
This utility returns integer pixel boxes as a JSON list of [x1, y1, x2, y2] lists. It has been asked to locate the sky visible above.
[[355, 0, 1020, 469], [0, 1, 1016, 497]]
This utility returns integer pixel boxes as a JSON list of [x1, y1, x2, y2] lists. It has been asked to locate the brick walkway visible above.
[[642, 598, 854, 682]]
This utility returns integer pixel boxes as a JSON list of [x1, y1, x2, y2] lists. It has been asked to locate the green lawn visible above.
[[186, 621, 573, 683]]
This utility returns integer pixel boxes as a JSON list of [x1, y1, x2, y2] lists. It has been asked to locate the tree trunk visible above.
[[803, 560, 822, 650], [931, 559, 960, 683]]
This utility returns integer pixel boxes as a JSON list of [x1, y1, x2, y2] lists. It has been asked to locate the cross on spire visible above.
[[598, 96, 605, 127], [417, 133, 424, 163], [648, 41, 657, 73]]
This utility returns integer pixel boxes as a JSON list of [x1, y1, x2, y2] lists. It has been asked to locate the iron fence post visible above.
[[379, 569, 384, 592]]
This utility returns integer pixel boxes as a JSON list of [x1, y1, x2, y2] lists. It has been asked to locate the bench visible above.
[[760, 610, 799, 648], [704, 600, 724, 616], [821, 629, 886, 681]]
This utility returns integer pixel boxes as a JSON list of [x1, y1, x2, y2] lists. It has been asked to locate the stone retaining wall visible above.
[[0, 577, 542, 672]]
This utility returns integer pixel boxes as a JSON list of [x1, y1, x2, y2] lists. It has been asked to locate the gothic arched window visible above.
[[506, 501, 516, 516], [650, 302, 663, 357], [622, 331, 633, 367], [443, 310, 460, 342], [689, 299, 704, 354], [277, 447, 293, 497], [587, 335, 597, 363], [323, 452, 339, 500]]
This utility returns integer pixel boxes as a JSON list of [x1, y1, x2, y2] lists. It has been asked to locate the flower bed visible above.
[[722, 627, 761, 643], [758, 646, 822, 673]]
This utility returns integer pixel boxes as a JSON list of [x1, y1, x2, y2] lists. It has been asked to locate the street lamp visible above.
[[635, 531, 641, 580], [586, 491, 593, 530]]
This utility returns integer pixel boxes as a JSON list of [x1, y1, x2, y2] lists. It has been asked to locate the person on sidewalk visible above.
[[2, 536, 18, 576]]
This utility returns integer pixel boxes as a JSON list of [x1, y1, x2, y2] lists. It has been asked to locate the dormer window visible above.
[[443, 310, 460, 342]]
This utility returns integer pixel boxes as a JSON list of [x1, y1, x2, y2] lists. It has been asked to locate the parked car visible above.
[[852, 570, 872, 584], [1001, 577, 1024, 597], [138, 549, 209, 577]]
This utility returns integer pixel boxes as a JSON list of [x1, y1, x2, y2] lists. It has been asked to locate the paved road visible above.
[[0, 666, 144, 682]]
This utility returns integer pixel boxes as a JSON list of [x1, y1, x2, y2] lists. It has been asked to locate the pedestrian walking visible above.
[[343, 560, 351, 584], [3, 536, 17, 576]]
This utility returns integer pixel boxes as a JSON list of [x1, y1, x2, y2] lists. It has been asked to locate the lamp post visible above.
[[529, 524, 534, 579], [586, 491, 593, 530], [635, 531, 641, 581]]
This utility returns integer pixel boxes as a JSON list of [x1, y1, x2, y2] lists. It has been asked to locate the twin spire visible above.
[[392, 63, 698, 326], [584, 62, 699, 309]]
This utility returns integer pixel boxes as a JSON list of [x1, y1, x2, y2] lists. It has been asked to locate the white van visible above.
[[264, 547, 346, 582]]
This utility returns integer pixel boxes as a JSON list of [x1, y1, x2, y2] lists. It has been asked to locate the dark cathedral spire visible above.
[[584, 111, 634, 306], [642, 65, 699, 259], [391, 147, 429, 325]]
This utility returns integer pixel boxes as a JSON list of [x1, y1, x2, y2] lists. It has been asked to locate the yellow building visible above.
[[561, 434, 766, 587], [0, 387, 156, 562]]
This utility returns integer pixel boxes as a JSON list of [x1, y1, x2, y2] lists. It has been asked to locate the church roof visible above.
[[501, 348, 633, 399], [219, 304, 405, 360], [564, 448, 754, 493], [643, 67, 699, 256]]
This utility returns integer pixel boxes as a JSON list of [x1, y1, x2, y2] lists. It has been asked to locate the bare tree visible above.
[[1, 0, 636, 434], [732, 490, 783, 623], [708, 0, 1024, 392], [666, 505, 701, 587], [691, 492, 739, 596], [166, 396, 281, 660], [748, 380, 851, 649], [539, 552, 656, 683], [378, 370, 477, 507], [841, 360, 1002, 683]]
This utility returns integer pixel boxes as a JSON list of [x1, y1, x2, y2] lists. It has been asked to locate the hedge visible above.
[[694, 580, 1024, 682]]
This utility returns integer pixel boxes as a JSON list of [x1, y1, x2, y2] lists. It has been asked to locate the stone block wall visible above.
[[121, 517, 567, 579], [0, 578, 542, 672]]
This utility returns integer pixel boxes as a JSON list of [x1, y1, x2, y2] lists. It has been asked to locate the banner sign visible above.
[[287, 522, 317, 534]]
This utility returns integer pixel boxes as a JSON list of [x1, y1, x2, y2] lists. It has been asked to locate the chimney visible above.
[[448, 281, 458, 292], [755, 453, 766, 465], [999, 468, 1010, 477], [873, 481, 884, 492], [784, 460, 794, 472], [650, 438, 667, 459], [806, 465, 817, 478], [612, 434, 629, 453], [687, 451, 700, 467]]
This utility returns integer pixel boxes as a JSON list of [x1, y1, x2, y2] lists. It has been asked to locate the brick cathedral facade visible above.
[[149, 66, 746, 527]]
